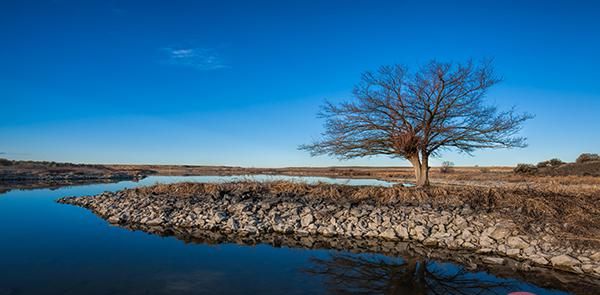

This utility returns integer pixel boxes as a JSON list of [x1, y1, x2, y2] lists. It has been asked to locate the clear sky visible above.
[[1, 0, 599, 167]]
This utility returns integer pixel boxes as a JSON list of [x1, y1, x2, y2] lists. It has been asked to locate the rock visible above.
[[107, 216, 120, 224], [476, 248, 493, 254], [395, 225, 409, 240], [213, 212, 227, 224], [147, 217, 163, 226], [483, 257, 505, 265], [550, 254, 580, 270], [497, 244, 508, 254], [379, 228, 396, 240], [530, 255, 549, 265], [410, 226, 428, 241], [489, 226, 511, 241], [523, 246, 536, 256], [578, 256, 591, 263], [300, 214, 314, 227], [479, 236, 495, 248], [590, 252, 600, 262], [462, 242, 477, 249], [226, 218, 238, 230], [507, 236, 529, 249], [460, 229, 473, 240], [453, 215, 467, 227], [506, 248, 521, 258], [582, 264, 595, 273], [423, 237, 438, 247]]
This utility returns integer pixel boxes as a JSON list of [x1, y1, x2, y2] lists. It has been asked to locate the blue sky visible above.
[[1, 0, 599, 167]]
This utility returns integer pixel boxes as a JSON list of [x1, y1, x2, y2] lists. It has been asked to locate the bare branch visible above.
[[299, 60, 532, 186]]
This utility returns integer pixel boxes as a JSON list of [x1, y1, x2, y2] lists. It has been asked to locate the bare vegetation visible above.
[[576, 153, 600, 164], [300, 60, 531, 186], [439, 161, 454, 174], [514, 164, 538, 175], [514, 154, 600, 177]]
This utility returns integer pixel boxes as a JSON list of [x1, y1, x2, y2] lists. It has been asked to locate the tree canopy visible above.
[[300, 60, 532, 186]]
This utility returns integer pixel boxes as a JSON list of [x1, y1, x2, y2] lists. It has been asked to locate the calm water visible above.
[[0, 176, 575, 294]]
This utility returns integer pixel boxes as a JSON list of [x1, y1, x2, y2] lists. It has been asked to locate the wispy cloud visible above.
[[160, 47, 228, 71]]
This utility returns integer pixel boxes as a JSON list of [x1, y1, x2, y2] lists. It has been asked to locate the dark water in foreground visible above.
[[0, 176, 577, 295]]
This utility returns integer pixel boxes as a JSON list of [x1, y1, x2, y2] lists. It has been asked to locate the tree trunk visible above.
[[409, 154, 430, 187], [418, 155, 430, 187]]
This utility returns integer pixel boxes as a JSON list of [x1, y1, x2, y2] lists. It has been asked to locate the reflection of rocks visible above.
[[124, 224, 596, 294], [57, 188, 600, 283]]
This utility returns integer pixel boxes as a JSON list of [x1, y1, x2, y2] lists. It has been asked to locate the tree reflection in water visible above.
[[305, 253, 515, 295]]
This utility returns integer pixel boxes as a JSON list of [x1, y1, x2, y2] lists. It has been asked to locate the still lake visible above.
[[0, 176, 573, 294]]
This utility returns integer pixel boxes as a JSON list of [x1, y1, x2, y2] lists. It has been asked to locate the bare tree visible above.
[[300, 60, 532, 186]]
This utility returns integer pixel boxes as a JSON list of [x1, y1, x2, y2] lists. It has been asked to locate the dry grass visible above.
[[106, 163, 600, 186], [136, 180, 600, 246]]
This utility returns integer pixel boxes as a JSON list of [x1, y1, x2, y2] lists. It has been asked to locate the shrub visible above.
[[479, 167, 490, 173], [0, 158, 12, 166], [537, 158, 564, 168], [536, 161, 549, 168], [576, 153, 600, 164], [548, 158, 564, 167], [439, 161, 454, 173], [514, 164, 538, 174]]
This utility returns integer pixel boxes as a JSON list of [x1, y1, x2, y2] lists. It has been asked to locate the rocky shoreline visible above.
[[57, 183, 600, 283]]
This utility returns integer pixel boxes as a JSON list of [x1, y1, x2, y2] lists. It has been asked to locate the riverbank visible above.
[[57, 181, 600, 281], [0, 159, 148, 184], [4, 158, 600, 188]]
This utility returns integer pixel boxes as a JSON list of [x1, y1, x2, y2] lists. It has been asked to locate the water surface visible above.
[[0, 176, 578, 294]]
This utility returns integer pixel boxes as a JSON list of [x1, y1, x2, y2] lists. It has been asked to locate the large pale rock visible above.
[[523, 246, 536, 256], [423, 237, 438, 247], [107, 216, 120, 224], [410, 225, 428, 241], [146, 217, 164, 226], [479, 236, 495, 248], [395, 225, 409, 240], [550, 254, 580, 270], [507, 236, 529, 249], [300, 214, 314, 227], [506, 248, 521, 258], [483, 257, 505, 265], [582, 264, 595, 273], [379, 228, 397, 240], [462, 242, 477, 250], [530, 255, 549, 265], [453, 215, 467, 228], [489, 226, 511, 241]]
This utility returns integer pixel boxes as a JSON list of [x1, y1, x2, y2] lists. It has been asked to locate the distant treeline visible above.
[[514, 153, 600, 176], [0, 158, 106, 168]]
